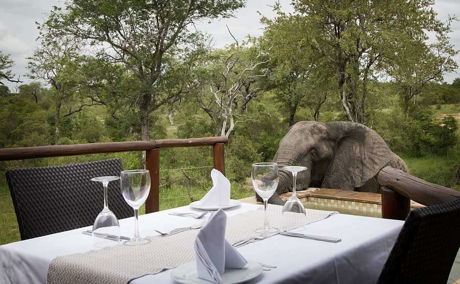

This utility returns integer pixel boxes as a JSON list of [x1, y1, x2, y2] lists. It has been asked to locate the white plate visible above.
[[189, 200, 241, 211], [171, 261, 263, 284]]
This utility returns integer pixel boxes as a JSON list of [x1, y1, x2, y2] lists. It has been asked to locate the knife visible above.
[[82, 230, 131, 242], [280, 231, 341, 243]]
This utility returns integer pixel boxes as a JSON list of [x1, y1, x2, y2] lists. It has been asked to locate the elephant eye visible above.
[[310, 148, 318, 159]]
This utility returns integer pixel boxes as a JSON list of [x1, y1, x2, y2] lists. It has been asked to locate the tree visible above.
[[45, 0, 245, 140], [287, 0, 457, 123], [0, 51, 21, 85], [0, 95, 50, 148], [453, 78, 460, 89], [195, 42, 267, 137], [260, 12, 333, 124], [18, 82, 45, 103], [28, 26, 85, 143], [0, 85, 9, 97], [387, 23, 457, 114]]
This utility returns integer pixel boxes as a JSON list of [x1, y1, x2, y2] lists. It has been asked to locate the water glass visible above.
[[120, 169, 151, 245], [251, 162, 279, 238]]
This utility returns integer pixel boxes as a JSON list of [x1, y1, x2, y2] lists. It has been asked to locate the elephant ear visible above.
[[321, 124, 392, 190]]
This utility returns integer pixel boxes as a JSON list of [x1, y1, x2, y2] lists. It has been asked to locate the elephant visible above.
[[265, 121, 408, 205]]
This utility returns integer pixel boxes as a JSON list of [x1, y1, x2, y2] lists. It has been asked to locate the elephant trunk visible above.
[[266, 155, 313, 205]]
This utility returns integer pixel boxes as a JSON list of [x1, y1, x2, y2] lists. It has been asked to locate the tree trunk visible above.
[[287, 100, 299, 126], [53, 98, 62, 144], [140, 110, 149, 141], [288, 107, 296, 126], [312, 106, 320, 121], [402, 95, 410, 117], [140, 93, 150, 141], [340, 87, 355, 122], [337, 64, 355, 122]]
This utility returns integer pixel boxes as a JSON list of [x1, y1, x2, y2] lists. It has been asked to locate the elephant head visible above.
[[267, 121, 408, 205]]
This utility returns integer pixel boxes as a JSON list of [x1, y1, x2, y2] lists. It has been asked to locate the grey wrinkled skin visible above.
[[259, 121, 408, 205]]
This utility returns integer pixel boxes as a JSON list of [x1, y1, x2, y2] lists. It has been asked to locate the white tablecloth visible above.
[[0, 203, 403, 284]]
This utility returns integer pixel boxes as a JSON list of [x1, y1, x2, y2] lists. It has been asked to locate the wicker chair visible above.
[[377, 197, 460, 284], [6, 158, 132, 240]]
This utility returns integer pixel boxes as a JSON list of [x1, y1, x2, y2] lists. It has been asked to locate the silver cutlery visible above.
[[168, 212, 208, 219], [232, 232, 279, 248], [258, 262, 277, 271], [82, 230, 131, 242], [154, 222, 204, 236], [280, 231, 341, 243], [232, 237, 257, 247]]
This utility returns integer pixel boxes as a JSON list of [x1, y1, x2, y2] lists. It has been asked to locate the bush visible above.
[[403, 110, 458, 156], [401, 146, 460, 190], [226, 134, 262, 182]]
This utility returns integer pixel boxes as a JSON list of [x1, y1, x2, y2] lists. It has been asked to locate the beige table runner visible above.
[[48, 207, 336, 284]]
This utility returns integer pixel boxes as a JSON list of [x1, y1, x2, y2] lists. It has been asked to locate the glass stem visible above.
[[292, 172, 297, 196], [134, 209, 140, 240], [263, 199, 269, 230], [102, 181, 109, 210]]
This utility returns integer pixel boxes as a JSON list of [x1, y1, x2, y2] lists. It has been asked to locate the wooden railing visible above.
[[0, 136, 228, 213], [2, 138, 459, 219], [378, 166, 460, 220]]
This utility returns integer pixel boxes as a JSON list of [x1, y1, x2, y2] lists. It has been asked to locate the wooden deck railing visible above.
[[1, 138, 459, 219], [378, 166, 460, 220], [0, 136, 228, 213]]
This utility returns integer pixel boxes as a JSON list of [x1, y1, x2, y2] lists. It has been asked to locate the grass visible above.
[[0, 188, 19, 245], [431, 104, 460, 116], [399, 153, 460, 191]]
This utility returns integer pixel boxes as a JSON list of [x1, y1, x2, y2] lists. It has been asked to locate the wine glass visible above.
[[251, 162, 279, 238], [91, 176, 121, 244], [120, 169, 151, 245], [281, 166, 307, 225]]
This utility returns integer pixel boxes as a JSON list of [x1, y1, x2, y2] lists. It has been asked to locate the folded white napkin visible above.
[[198, 169, 231, 207], [194, 209, 247, 283]]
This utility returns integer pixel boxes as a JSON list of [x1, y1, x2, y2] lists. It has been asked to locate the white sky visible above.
[[0, 0, 459, 91]]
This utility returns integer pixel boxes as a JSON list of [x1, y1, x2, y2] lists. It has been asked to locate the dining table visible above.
[[0, 202, 404, 284]]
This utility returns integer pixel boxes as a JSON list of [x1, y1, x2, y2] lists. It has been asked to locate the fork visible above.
[[168, 212, 208, 219], [232, 237, 257, 247], [154, 222, 204, 236], [258, 262, 277, 271]]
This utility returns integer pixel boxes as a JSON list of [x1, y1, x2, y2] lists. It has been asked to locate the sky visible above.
[[0, 0, 459, 91]]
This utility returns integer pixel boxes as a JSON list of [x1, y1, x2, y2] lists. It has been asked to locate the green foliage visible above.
[[225, 134, 262, 182], [0, 51, 19, 85], [402, 148, 460, 190], [43, 0, 245, 140], [264, 0, 458, 124], [401, 110, 458, 156], [0, 85, 10, 97], [0, 95, 51, 147], [260, 11, 334, 124]]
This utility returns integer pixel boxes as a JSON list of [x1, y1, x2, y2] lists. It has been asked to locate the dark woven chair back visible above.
[[378, 197, 460, 284], [6, 158, 133, 240]]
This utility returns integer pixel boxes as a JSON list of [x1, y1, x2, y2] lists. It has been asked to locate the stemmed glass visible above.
[[281, 166, 307, 216], [251, 162, 279, 238], [91, 176, 121, 243], [120, 169, 151, 245]]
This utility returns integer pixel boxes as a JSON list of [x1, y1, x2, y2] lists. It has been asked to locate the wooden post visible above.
[[145, 148, 160, 213], [213, 143, 225, 174], [381, 186, 410, 220]]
